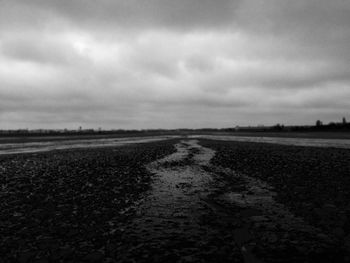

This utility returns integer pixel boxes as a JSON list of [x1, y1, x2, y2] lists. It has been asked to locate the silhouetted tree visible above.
[[316, 120, 323, 127], [273, 123, 284, 131]]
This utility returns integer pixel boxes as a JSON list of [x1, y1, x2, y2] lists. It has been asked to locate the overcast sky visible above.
[[0, 0, 349, 129]]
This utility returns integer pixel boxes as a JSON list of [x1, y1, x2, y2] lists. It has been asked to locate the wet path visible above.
[[115, 140, 336, 263], [114, 140, 242, 262]]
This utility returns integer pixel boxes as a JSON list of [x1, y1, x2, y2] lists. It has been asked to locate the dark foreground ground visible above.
[[1, 138, 350, 262], [1, 131, 350, 145], [201, 139, 350, 261], [0, 140, 177, 262]]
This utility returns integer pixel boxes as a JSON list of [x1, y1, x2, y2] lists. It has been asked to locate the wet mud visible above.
[[115, 140, 243, 262], [113, 140, 340, 262]]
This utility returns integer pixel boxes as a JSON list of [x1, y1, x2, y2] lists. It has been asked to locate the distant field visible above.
[[1, 131, 350, 155], [1, 131, 350, 144], [0, 132, 180, 144], [228, 131, 350, 139], [0, 136, 180, 155], [193, 134, 350, 149]]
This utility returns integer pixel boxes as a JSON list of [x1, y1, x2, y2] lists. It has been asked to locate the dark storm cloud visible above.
[[0, 0, 350, 129]]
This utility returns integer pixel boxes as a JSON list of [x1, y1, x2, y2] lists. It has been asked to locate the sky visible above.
[[0, 0, 349, 129]]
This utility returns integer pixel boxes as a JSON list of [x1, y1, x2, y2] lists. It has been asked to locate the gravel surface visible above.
[[2, 138, 350, 262], [200, 139, 350, 261], [0, 140, 177, 262]]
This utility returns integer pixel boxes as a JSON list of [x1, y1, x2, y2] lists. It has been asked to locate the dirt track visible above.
[[116, 140, 248, 262], [115, 140, 340, 263]]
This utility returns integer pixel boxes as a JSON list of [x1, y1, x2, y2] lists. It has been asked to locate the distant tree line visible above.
[[0, 117, 349, 136], [270, 117, 350, 132]]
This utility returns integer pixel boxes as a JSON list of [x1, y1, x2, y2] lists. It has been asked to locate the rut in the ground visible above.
[[114, 140, 244, 262], [114, 140, 336, 263]]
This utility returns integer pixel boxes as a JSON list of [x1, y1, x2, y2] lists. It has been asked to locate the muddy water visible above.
[[115, 140, 335, 263]]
